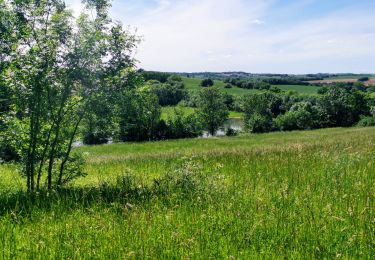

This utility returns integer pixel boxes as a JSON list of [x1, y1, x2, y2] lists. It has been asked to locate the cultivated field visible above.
[[0, 127, 374, 258], [183, 77, 321, 96], [161, 106, 243, 119], [307, 78, 375, 86]]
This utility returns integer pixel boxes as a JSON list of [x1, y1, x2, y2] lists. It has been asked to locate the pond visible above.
[[73, 118, 245, 146], [202, 118, 244, 138]]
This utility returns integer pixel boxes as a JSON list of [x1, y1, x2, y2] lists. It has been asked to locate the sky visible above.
[[65, 0, 375, 74]]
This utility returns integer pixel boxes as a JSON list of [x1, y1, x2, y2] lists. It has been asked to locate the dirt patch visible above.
[[307, 78, 375, 86]]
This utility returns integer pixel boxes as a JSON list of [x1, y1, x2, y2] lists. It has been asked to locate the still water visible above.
[[202, 118, 244, 138], [73, 118, 244, 146]]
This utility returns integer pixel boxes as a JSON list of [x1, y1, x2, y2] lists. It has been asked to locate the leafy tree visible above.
[[358, 77, 369, 82], [247, 113, 273, 133], [200, 78, 214, 87], [149, 77, 188, 106], [140, 71, 172, 83], [1, 0, 139, 191], [319, 86, 368, 127], [367, 86, 375, 93], [274, 102, 321, 131], [165, 107, 203, 139], [223, 93, 235, 110], [243, 92, 284, 133], [254, 82, 271, 90], [198, 87, 229, 136], [119, 87, 161, 142]]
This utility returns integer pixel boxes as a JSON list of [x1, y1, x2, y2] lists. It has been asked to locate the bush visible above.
[[200, 79, 214, 87], [357, 116, 375, 127], [0, 115, 22, 162], [358, 77, 369, 82], [274, 110, 312, 131], [224, 84, 232, 89], [366, 86, 375, 93], [246, 113, 273, 133], [274, 102, 321, 131], [165, 109, 204, 139], [151, 81, 188, 106], [225, 128, 237, 136], [82, 133, 109, 145]]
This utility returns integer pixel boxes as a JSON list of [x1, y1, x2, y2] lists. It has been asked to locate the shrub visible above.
[[224, 84, 232, 89], [274, 102, 321, 131], [200, 79, 214, 87], [366, 86, 375, 93], [246, 113, 273, 133], [358, 77, 369, 82], [225, 128, 237, 136], [357, 116, 375, 127]]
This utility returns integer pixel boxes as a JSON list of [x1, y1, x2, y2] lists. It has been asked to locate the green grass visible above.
[[183, 77, 321, 96], [161, 106, 243, 119], [276, 84, 321, 94], [1, 127, 375, 258], [324, 75, 375, 80]]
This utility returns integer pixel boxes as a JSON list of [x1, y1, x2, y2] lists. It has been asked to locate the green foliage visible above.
[[149, 77, 188, 106], [358, 76, 369, 82], [225, 127, 238, 136], [140, 70, 172, 83], [356, 116, 375, 127], [274, 102, 322, 131], [319, 86, 368, 127], [246, 112, 274, 133], [164, 107, 204, 139], [198, 87, 229, 135], [200, 78, 214, 87], [0, 0, 140, 190], [366, 86, 375, 93], [119, 87, 161, 142], [254, 81, 271, 90]]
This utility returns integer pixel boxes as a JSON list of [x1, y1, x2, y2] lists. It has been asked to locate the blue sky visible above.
[[66, 0, 375, 74]]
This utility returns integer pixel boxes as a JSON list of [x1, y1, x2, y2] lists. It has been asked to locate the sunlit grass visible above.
[[0, 127, 374, 258], [161, 106, 243, 119], [182, 77, 322, 96]]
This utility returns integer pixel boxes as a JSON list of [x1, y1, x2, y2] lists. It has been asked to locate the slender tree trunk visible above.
[[57, 114, 83, 186], [36, 120, 55, 190], [47, 118, 62, 190]]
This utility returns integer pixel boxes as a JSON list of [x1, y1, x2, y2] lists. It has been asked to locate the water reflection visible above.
[[73, 119, 245, 146], [202, 118, 244, 138]]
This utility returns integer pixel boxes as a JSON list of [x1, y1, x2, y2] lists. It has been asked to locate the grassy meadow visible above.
[[0, 127, 375, 258], [161, 106, 243, 119], [182, 77, 322, 96]]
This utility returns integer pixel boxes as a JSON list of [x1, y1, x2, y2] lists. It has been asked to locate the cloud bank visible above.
[[66, 0, 375, 73]]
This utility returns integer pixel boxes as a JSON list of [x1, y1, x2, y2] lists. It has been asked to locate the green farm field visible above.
[[182, 77, 322, 96], [1, 127, 374, 258], [161, 106, 243, 119]]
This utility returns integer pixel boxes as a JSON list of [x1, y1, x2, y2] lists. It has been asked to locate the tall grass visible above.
[[0, 127, 374, 258]]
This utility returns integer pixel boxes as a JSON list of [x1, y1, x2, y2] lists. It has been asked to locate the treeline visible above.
[[243, 84, 375, 133]]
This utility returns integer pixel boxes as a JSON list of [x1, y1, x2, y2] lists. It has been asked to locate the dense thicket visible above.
[[139, 70, 173, 83], [243, 85, 373, 133], [148, 75, 188, 106]]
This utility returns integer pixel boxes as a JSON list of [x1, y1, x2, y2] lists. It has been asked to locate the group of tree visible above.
[[0, 0, 143, 191], [148, 75, 188, 106], [138, 70, 173, 83], [96, 85, 228, 142], [243, 84, 375, 133]]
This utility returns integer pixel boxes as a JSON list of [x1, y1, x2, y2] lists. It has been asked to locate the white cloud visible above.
[[250, 19, 265, 25], [64, 0, 375, 73]]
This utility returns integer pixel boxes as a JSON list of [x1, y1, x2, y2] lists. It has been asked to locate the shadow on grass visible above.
[[0, 169, 209, 217]]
